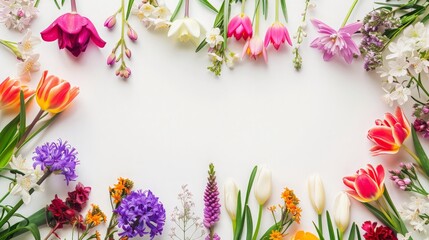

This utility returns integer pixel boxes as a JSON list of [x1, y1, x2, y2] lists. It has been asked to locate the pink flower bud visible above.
[[107, 53, 116, 65], [104, 15, 116, 29], [127, 27, 138, 41], [125, 48, 131, 58]]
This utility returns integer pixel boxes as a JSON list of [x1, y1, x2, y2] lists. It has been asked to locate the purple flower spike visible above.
[[115, 190, 166, 239], [32, 139, 78, 185], [204, 163, 221, 240]]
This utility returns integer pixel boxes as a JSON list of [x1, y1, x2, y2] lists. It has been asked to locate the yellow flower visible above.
[[85, 204, 107, 226], [269, 230, 283, 240], [94, 231, 101, 240], [109, 178, 134, 204], [268, 205, 277, 213], [291, 231, 319, 240]]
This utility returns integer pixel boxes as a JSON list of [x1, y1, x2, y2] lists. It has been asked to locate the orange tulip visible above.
[[36, 71, 79, 113], [291, 231, 319, 240], [0, 77, 34, 111]]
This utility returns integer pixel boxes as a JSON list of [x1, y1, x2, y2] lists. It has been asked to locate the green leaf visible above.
[[260, 223, 280, 240], [411, 126, 429, 177], [199, 0, 218, 13], [363, 202, 397, 231], [195, 40, 208, 52], [223, 0, 230, 50], [126, 0, 135, 20], [326, 211, 336, 240], [245, 206, 253, 240], [170, 0, 184, 21], [234, 191, 242, 240], [312, 221, 325, 240], [236, 166, 257, 240], [61, 0, 65, 6], [356, 225, 362, 240], [422, 13, 429, 23], [0, 223, 40, 240], [280, 0, 288, 22], [53, 0, 61, 9], [0, 115, 19, 153], [347, 222, 356, 240], [244, 166, 258, 205], [0, 138, 18, 169], [18, 91, 26, 140], [262, 0, 268, 20]]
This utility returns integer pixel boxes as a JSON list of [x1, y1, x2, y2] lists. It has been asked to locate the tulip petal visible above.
[[227, 16, 241, 37], [84, 18, 106, 47], [57, 13, 84, 34], [40, 24, 60, 42], [354, 174, 379, 202], [395, 106, 411, 133]]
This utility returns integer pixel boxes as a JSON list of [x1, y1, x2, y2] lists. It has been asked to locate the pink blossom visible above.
[[264, 22, 292, 50], [227, 13, 253, 41], [242, 36, 267, 62], [310, 19, 361, 64], [41, 13, 106, 57]]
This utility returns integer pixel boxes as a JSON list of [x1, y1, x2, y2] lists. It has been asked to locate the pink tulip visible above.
[[264, 22, 292, 50], [41, 13, 106, 57], [310, 19, 361, 64], [227, 13, 253, 41], [343, 164, 385, 203], [242, 36, 267, 62], [368, 107, 411, 155]]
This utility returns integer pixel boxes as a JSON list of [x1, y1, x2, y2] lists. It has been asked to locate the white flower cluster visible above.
[[9, 155, 44, 205], [169, 184, 205, 240], [16, 29, 41, 81], [378, 22, 429, 106], [0, 0, 37, 31], [399, 195, 429, 234], [205, 28, 239, 75], [132, 0, 171, 30]]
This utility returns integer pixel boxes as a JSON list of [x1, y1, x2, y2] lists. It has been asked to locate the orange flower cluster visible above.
[[281, 188, 302, 223], [85, 204, 107, 227], [109, 177, 134, 204], [269, 230, 283, 240]]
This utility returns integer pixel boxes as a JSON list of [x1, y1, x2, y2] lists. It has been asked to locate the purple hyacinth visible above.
[[204, 163, 221, 240], [32, 139, 78, 185], [115, 190, 166, 239]]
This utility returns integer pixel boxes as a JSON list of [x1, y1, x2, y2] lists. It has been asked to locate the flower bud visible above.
[[104, 15, 117, 29], [307, 174, 325, 215], [254, 165, 272, 206], [224, 178, 238, 221], [333, 192, 351, 233], [107, 53, 116, 65], [127, 27, 138, 41], [125, 48, 132, 58]]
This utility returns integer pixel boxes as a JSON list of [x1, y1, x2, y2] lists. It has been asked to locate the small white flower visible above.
[[205, 28, 223, 48], [140, 3, 155, 17], [225, 51, 239, 69], [10, 172, 41, 204], [208, 52, 222, 63], [382, 88, 394, 107], [408, 56, 429, 74], [152, 18, 170, 30], [386, 38, 412, 60], [17, 53, 39, 81], [403, 22, 427, 48], [9, 155, 32, 174], [390, 84, 411, 105], [17, 29, 40, 57], [398, 233, 412, 240], [388, 57, 409, 78], [152, 5, 171, 19], [167, 17, 202, 45]]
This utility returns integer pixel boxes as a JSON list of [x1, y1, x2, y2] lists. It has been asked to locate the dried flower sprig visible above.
[[389, 162, 429, 196], [170, 184, 205, 240], [204, 163, 221, 240], [292, 0, 314, 70], [105, 0, 136, 79]]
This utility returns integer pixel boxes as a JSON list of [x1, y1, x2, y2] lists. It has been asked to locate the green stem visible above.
[[232, 220, 237, 238], [403, 144, 421, 165], [318, 214, 323, 236], [254, 0, 260, 35], [241, 0, 246, 13], [252, 205, 263, 240], [0, 39, 23, 60], [275, 0, 279, 21], [15, 110, 44, 150], [120, 0, 126, 68], [341, 0, 359, 27], [0, 192, 10, 204]]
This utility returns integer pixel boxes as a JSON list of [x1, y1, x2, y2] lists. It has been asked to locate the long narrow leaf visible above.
[[411, 126, 429, 177], [18, 91, 26, 139], [126, 0, 135, 20], [280, 0, 288, 22], [234, 191, 242, 240], [348, 222, 356, 240], [0, 138, 18, 168], [363, 203, 396, 231], [236, 166, 258, 240], [170, 0, 184, 21], [53, 0, 61, 9], [356, 225, 362, 240], [245, 206, 253, 240], [223, 0, 230, 50], [312, 221, 325, 240], [0, 115, 19, 153], [326, 211, 335, 240], [0, 223, 40, 240], [262, 0, 267, 20], [199, 0, 218, 12]]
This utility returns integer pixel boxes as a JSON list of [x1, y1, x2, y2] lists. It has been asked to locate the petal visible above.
[[345, 190, 369, 203], [83, 17, 106, 47], [392, 123, 409, 145], [375, 164, 385, 186], [395, 107, 411, 133], [323, 50, 334, 61], [354, 175, 380, 202], [227, 16, 241, 37], [343, 176, 357, 190], [167, 19, 184, 37], [57, 13, 85, 34], [264, 28, 272, 47], [40, 23, 60, 41], [339, 22, 362, 35], [184, 18, 200, 38], [311, 19, 336, 34], [242, 16, 253, 36]]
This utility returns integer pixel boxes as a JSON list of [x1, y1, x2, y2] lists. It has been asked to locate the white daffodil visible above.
[[153, 5, 171, 19], [167, 17, 202, 45], [152, 18, 171, 30], [17, 29, 40, 58], [205, 28, 223, 48], [17, 53, 40, 81], [11, 172, 42, 204], [140, 3, 155, 17]]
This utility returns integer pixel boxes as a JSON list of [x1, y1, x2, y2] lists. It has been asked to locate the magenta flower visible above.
[[242, 36, 267, 62], [227, 13, 253, 41], [264, 22, 292, 50], [41, 13, 106, 57], [310, 19, 361, 64]]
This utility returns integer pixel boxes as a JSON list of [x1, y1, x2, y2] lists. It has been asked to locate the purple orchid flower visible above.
[[310, 19, 362, 64]]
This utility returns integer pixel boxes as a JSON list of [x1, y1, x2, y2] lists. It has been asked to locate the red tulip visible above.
[[367, 107, 411, 155], [0, 77, 34, 111], [343, 164, 385, 203], [41, 13, 106, 57]]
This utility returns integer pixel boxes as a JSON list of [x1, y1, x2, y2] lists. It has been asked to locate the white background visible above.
[[1, 0, 424, 239]]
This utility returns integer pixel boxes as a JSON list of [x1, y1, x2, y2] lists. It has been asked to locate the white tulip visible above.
[[224, 178, 239, 221], [307, 174, 325, 215], [333, 192, 351, 233], [167, 17, 202, 44], [254, 165, 272, 205]]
